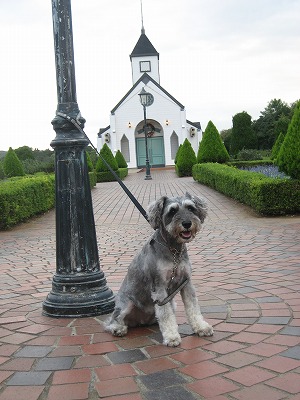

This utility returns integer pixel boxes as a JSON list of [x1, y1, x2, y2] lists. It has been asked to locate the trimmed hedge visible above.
[[192, 163, 300, 215], [97, 168, 128, 182], [0, 172, 97, 229], [0, 174, 55, 229], [88, 171, 97, 187]]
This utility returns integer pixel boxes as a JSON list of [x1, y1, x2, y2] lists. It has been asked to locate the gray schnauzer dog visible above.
[[106, 192, 214, 346]]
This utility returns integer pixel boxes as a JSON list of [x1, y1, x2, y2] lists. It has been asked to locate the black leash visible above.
[[56, 112, 149, 223]]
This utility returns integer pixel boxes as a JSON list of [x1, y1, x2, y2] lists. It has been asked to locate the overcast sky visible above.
[[0, 0, 299, 151]]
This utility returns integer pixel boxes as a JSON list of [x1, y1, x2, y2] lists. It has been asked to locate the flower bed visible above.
[[239, 165, 289, 179]]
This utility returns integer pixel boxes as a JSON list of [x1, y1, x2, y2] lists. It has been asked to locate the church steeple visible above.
[[140, 0, 145, 34], [130, 3, 160, 85]]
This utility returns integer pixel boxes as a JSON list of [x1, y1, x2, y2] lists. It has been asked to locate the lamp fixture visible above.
[[128, 122, 132, 128], [165, 119, 170, 126]]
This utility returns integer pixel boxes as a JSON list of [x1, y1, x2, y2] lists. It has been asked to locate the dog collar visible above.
[[152, 238, 188, 306]]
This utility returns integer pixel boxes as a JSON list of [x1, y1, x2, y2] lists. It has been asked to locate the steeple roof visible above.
[[130, 31, 159, 60]]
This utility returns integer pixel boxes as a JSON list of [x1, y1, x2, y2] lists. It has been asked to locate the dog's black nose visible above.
[[182, 221, 192, 229]]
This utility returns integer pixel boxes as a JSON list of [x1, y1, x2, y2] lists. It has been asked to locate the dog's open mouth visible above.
[[180, 230, 192, 240]]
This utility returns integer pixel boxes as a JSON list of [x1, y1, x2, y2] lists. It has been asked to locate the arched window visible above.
[[170, 131, 179, 159], [121, 135, 130, 162]]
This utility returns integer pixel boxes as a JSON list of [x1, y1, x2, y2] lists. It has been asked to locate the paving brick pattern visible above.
[[0, 168, 299, 399]]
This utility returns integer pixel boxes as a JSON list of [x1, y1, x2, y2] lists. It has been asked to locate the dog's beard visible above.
[[166, 221, 201, 243]]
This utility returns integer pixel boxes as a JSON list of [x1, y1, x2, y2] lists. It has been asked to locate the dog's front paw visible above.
[[163, 334, 181, 347], [106, 323, 128, 337], [195, 321, 214, 337]]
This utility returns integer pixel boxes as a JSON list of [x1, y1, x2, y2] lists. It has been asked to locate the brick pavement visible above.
[[0, 168, 299, 399]]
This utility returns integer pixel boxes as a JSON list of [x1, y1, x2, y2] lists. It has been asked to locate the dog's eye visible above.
[[187, 205, 196, 213], [168, 208, 177, 216]]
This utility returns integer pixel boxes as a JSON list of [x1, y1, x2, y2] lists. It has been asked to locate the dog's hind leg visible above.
[[154, 302, 181, 347], [181, 282, 214, 337]]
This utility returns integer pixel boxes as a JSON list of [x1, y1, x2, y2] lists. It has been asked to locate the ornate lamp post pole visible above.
[[139, 87, 154, 180], [42, 0, 114, 317]]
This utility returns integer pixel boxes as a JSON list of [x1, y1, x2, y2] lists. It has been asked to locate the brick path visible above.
[[0, 168, 299, 400]]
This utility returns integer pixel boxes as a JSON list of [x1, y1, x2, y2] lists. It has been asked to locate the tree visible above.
[[276, 101, 300, 179], [3, 147, 25, 177], [85, 151, 94, 172], [231, 111, 257, 155], [115, 150, 128, 168], [174, 144, 182, 164], [175, 139, 196, 177], [14, 146, 34, 161], [197, 121, 229, 163], [271, 132, 285, 160], [253, 99, 291, 149], [96, 143, 118, 172], [220, 128, 232, 153]]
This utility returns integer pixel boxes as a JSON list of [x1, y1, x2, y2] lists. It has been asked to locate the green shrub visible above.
[[192, 163, 300, 215], [175, 139, 196, 177], [271, 132, 285, 160], [174, 144, 182, 164], [115, 150, 128, 168], [96, 144, 118, 172], [0, 161, 5, 180], [236, 148, 263, 161], [88, 171, 97, 187], [3, 147, 25, 177], [86, 151, 94, 172], [0, 175, 55, 229], [118, 168, 128, 180], [277, 101, 300, 179], [197, 121, 229, 163], [97, 168, 128, 182]]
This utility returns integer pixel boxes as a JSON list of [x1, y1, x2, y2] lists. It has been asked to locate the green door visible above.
[[136, 137, 165, 168]]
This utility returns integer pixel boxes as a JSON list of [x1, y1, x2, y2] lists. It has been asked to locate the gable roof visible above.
[[111, 73, 184, 114], [130, 32, 159, 60]]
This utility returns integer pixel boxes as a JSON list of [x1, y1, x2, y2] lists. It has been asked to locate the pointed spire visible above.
[[140, 0, 145, 34]]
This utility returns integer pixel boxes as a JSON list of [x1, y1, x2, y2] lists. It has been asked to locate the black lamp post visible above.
[[139, 87, 154, 180], [42, 0, 114, 317]]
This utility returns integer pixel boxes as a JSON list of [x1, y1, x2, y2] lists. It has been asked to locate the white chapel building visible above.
[[97, 28, 202, 169]]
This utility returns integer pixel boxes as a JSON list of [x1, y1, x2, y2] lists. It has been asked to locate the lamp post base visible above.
[[42, 271, 115, 318], [144, 175, 152, 180]]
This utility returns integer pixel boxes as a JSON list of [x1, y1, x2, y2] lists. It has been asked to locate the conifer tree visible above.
[[3, 147, 25, 177], [271, 132, 285, 160], [96, 143, 118, 172], [276, 101, 300, 179], [115, 150, 128, 168], [197, 121, 229, 163], [175, 139, 196, 177]]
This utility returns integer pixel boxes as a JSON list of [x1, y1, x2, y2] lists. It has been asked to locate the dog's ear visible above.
[[190, 194, 208, 223], [147, 196, 167, 229]]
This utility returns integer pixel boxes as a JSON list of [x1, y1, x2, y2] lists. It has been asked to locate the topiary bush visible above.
[[86, 151, 94, 172], [276, 101, 300, 179], [115, 150, 128, 168], [271, 132, 285, 160], [174, 144, 182, 164], [175, 139, 196, 177], [3, 147, 25, 178], [197, 121, 230, 163], [96, 143, 118, 182]]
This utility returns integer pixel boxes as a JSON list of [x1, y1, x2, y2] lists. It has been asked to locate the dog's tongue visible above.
[[181, 231, 192, 239]]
